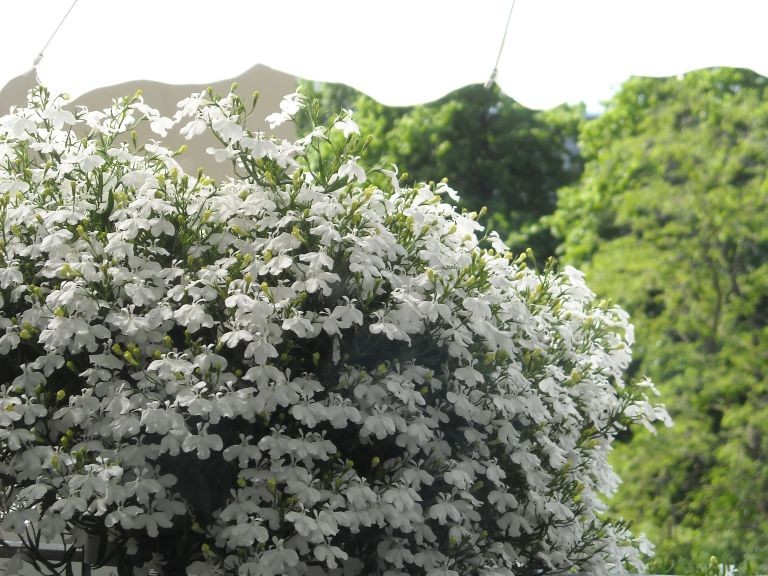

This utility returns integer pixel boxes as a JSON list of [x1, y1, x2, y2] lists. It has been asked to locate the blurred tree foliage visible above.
[[298, 80, 584, 257], [549, 68, 768, 570]]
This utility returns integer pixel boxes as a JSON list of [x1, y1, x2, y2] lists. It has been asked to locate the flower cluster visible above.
[[0, 86, 669, 575]]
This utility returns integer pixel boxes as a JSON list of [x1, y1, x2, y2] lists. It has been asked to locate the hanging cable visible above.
[[485, 0, 517, 89], [33, 0, 80, 69]]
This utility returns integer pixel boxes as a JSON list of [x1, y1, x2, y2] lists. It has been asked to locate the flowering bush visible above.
[[0, 86, 669, 576]]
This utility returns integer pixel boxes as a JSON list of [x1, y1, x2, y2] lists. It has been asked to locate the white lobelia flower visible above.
[[182, 423, 224, 459], [173, 302, 215, 333], [0, 86, 668, 576], [333, 109, 360, 138], [265, 91, 305, 129], [149, 116, 175, 137], [336, 155, 367, 183]]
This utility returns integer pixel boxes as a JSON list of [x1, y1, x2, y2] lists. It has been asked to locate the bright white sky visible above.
[[1, 0, 766, 111]]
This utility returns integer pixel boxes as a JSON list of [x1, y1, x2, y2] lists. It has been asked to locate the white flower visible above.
[[282, 315, 316, 338], [174, 302, 215, 333], [78, 153, 106, 172], [150, 116, 174, 137], [219, 515, 269, 549], [222, 434, 261, 467], [1, 110, 37, 138], [333, 109, 360, 138], [182, 423, 223, 459], [175, 383, 213, 416], [337, 155, 367, 183], [105, 504, 144, 531], [265, 92, 305, 129], [131, 500, 180, 537], [205, 146, 236, 163], [42, 107, 76, 130], [50, 494, 88, 520], [180, 118, 207, 140], [39, 316, 111, 353], [313, 543, 348, 569], [212, 117, 245, 143], [361, 407, 401, 440], [369, 320, 409, 342]]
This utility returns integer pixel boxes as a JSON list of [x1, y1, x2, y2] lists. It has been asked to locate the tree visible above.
[[0, 86, 666, 575], [549, 68, 768, 570], [299, 81, 584, 258]]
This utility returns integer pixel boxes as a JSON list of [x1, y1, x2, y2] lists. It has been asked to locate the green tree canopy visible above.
[[549, 68, 768, 570], [299, 81, 584, 257]]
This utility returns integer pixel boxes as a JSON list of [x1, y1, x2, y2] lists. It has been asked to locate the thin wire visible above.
[[485, 0, 517, 88], [33, 0, 80, 68]]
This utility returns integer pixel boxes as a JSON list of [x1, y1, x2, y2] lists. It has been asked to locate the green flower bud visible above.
[[291, 226, 305, 243], [123, 350, 138, 366]]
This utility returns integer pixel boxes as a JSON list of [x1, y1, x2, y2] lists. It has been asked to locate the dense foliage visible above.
[[549, 68, 768, 569], [298, 82, 583, 258], [0, 87, 667, 575]]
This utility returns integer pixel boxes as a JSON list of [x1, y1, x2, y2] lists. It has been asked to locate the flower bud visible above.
[[291, 226, 305, 243]]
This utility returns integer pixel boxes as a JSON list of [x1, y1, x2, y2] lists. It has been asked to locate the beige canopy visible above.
[[0, 64, 298, 179]]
